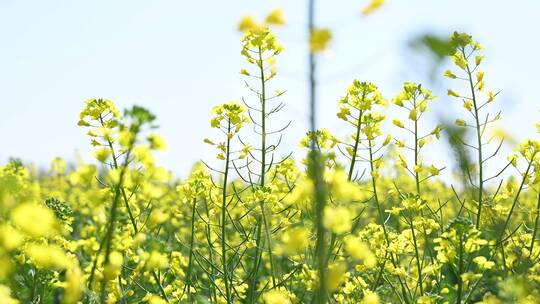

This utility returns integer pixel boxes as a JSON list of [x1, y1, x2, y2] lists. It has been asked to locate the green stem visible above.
[[463, 49, 484, 230], [185, 198, 198, 301], [369, 140, 411, 303], [414, 101, 420, 195], [260, 202, 276, 287], [246, 44, 276, 303], [307, 1, 330, 302], [258, 45, 267, 188], [497, 158, 534, 246], [312, 151, 328, 304], [31, 268, 39, 302], [347, 110, 364, 181], [322, 106, 365, 267], [100, 116, 139, 233], [409, 217, 423, 296], [221, 121, 232, 303], [100, 148, 133, 303], [152, 271, 169, 303], [203, 197, 218, 303], [456, 233, 464, 304], [258, 45, 276, 287], [327, 108, 363, 265], [529, 190, 540, 254], [246, 217, 263, 303], [412, 98, 424, 296]]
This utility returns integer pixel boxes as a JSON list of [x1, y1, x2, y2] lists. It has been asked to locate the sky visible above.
[[1, 0, 539, 178]]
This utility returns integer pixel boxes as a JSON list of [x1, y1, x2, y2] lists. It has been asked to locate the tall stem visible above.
[[412, 98, 424, 296], [185, 198, 197, 301], [369, 140, 411, 303], [347, 111, 363, 181], [247, 217, 263, 303], [529, 190, 540, 254], [498, 158, 534, 244], [307, 0, 329, 303], [99, 116, 139, 233], [456, 232, 464, 304], [414, 103, 421, 194], [463, 49, 483, 230], [410, 217, 423, 295], [100, 147, 133, 303], [221, 121, 232, 303], [258, 45, 276, 287], [246, 45, 276, 303]]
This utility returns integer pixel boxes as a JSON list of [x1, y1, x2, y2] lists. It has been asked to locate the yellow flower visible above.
[[408, 109, 418, 121], [144, 251, 169, 270], [148, 209, 168, 227], [265, 9, 286, 26], [284, 176, 314, 210], [310, 28, 332, 54], [475, 55, 484, 66], [103, 251, 123, 280], [26, 244, 70, 269], [476, 70, 484, 82], [0, 285, 18, 304], [444, 70, 457, 79], [326, 169, 362, 202], [323, 206, 352, 234], [487, 91, 495, 103], [429, 165, 440, 176], [238, 15, 259, 33], [361, 291, 380, 304], [0, 225, 23, 250], [147, 295, 168, 304], [11, 202, 57, 238], [280, 227, 309, 256], [263, 290, 291, 304], [453, 52, 468, 70], [326, 262, 347, 291], [118, 129, 133, 147], [93, 148, 111, 163], [392, 118, 404, 128], [210, 117, 220, 128], [397, 154, 407, 168], [362, 0, 385, 16], [63, 263, 84, 304], [473, 256, 495, 270], [78, 98, 121, 127], [344, 236, 376, 267], [147, 133, 167, 151], [417, 296, 435, 304], [382, 134, 392, 146], [431, 124, 444, 139], [455, 119, 467, 127], [447, 89, 459, 97], [239, 144, 252, 159], [337, 106, 350, 121], [463, 99, 473, 111], [478, 80, 484, 91]]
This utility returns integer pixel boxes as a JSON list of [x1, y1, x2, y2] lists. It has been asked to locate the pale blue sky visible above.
[[1, 0, 539, 177]]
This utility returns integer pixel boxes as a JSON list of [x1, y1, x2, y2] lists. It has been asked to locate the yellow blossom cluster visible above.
[[3, 25, 540, 304]]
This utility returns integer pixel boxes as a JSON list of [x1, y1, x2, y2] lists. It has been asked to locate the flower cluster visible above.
[[3, 28, 540, 304]]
